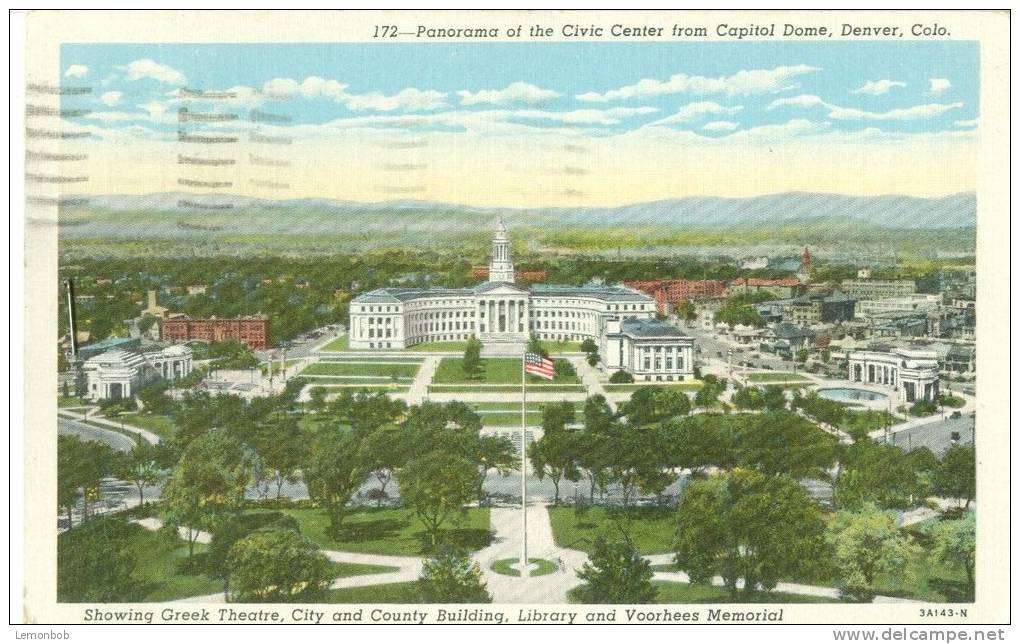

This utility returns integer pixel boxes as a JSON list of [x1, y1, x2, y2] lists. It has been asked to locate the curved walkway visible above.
[[131, 516, 424, 603]]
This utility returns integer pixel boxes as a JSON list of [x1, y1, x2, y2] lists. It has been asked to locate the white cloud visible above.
[[576, 65, 819, 102], [263, 76, 348, 100], [261, 76, 445, 111], [64, 64, 88, 78], [99, 91, 122, 106], [511, 106, 657, 125], [345, 88, 447, 112], [853, 79, 906, 95], [123, 59, 186, 85], [770, 94, 963, 121], [651, 101, 742, 126], [457, 82, 560, 106], [955, 118, 978, 128], [83, 111, 144, 122], [703, 121, 739, 132], [929, 78, 952, 94]]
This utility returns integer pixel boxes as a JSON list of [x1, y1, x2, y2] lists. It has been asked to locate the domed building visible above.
[[348, 221, 696, 381]]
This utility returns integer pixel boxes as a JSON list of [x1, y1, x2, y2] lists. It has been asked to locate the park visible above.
[[56, 328, 976, 605]]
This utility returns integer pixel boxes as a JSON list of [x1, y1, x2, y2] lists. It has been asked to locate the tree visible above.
[[796, 348, 810, 363], [553, 358, 576, 379], [473, 435, 517, 504], [608, 370, 633, 383], [462, 335, 483, 380], [360, 426, 409, 506], [57, 435, 117, 525], [303, 431, 369, 538], [586, 352, 600, 367], [825, 503, 919, 601], [115, 440, 164, 506], [936, 444, 976, 508], [57, 516, 138, 601], [737, 411, 837, 480], [677, 300, 697, 326], [209, 512, 301, 592], [623, 386, 691, 425], [694, 385, 719, 412], [531, 402, 580, 503], [252, 414, 306, 499], [833, 440, 918, 510], [580, 338, 599, 355], [227, 529, 333, 602], [399, 451, 479, 549], [575, 537, 656, 604], [307, 387, 329, 413], [418, 548, 491, 603], [137, 381, 175, 416], [929, 514, 976, 595], [527, 334, 548, 358], [162, 429, 259, 558], [674, 469, 827, 597]]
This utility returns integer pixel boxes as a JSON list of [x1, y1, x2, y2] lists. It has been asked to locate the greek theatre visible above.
[[348, 221, 695, 381]]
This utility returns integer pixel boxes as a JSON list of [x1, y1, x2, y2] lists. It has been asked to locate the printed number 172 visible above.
[[374, 25, 399, 38]]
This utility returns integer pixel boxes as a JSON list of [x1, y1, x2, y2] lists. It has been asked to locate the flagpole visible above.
[[520, 349, 529, 578]]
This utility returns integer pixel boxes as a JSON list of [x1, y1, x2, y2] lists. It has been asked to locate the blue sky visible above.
[[56, 41, 980, 204]]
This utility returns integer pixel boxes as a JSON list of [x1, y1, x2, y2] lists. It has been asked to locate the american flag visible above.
[[525, 352, 555, 380]]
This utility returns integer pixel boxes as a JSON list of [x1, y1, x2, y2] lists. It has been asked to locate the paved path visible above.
[[57, 408, 160, 445], [572, 356, 611, 409], [405, 355, 441, 405], [133, 516, 424, 602], [473, 502, 588, 603], [644, 553, 916, 603]]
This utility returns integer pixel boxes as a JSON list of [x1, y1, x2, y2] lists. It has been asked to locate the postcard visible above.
[[15, 9, 1010, 630]]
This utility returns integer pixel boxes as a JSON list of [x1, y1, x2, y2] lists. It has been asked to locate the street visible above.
[[886, 413, 975, 455], [58, 415, 137, 452]]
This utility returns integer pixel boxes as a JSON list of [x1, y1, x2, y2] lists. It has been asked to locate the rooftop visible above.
[[618, 318, 690, 338]]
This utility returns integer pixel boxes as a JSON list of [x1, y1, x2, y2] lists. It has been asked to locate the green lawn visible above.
[[540, 340, 585, 354], [306, 384, 410, 393], [319, 356, 424, 364], [331, 562, 401, 577], [301, 362, 421, 378], [251, 507, 493, 556], [745, 372, 811, 383], [57, 521, 224, 602], [603, 382, 703, 392], [117, 413, 178, 440], [548, 506, 678, 556], [490, 557, 558, 577], [59, 396, 88, 408], [433, 357, 580, 385], [477, 412, 544, 426], [429, 384, 586, 393], [322, 582, 422, 603], [405, 340, 470, 352], [319, 335, 350, 352]]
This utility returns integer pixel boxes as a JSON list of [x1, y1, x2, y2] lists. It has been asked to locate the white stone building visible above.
[[603, 318, 696, 381], [348, 221, 695, 379], [83, 345, 193, 401], [847, 347, 940, 403]]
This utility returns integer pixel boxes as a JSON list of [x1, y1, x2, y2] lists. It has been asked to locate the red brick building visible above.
[[624, 279, 728, 315], [161, 315, 270, 350]]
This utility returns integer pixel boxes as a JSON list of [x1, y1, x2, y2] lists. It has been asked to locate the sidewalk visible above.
[[134, 516, 425, 602], [472, 502, 588, 603]]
